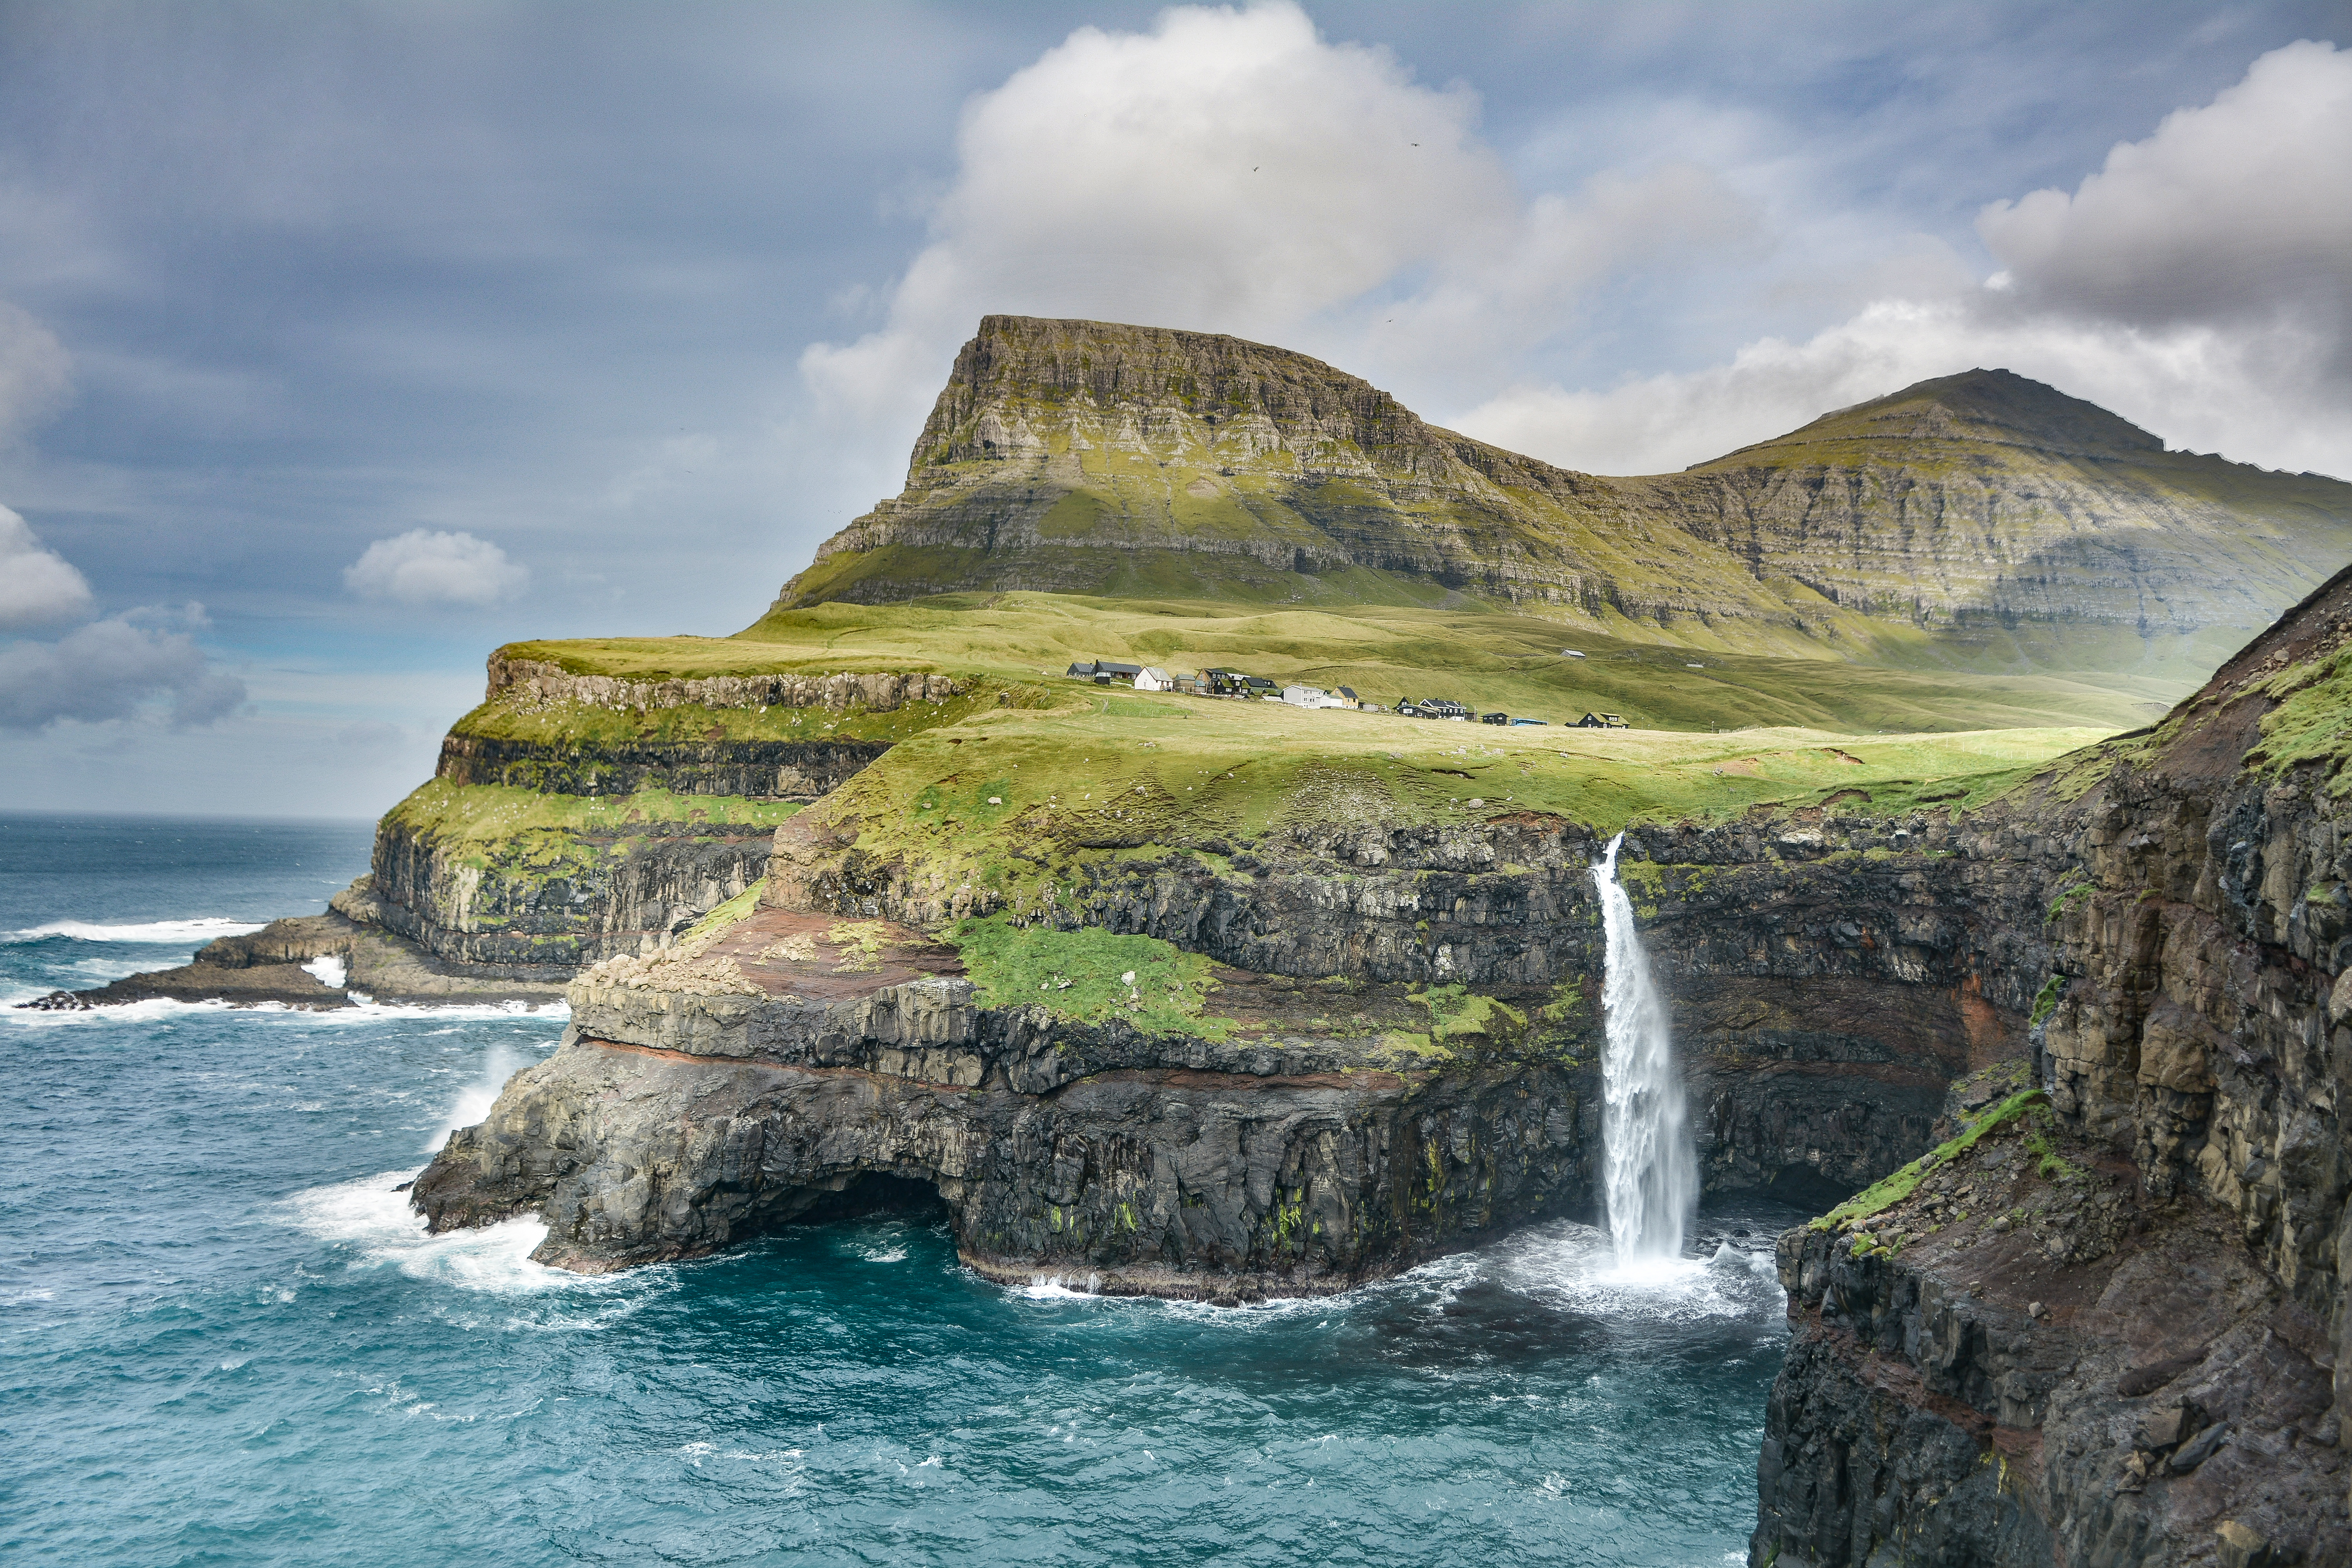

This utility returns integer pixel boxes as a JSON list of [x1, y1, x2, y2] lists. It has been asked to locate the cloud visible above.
[[0, 299, 71, 443], [1454, 41, 2352, 477], [0, 609, 246, 730], [802, 1, 1757, 437], [0, 506, 95, 630], [1978, 39, 2351, 345], [343, 528, 529, 606]]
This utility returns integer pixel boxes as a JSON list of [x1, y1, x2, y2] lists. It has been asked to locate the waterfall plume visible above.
[[1592, 833, 1697, 1262]]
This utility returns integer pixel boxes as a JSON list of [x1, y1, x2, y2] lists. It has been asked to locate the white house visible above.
[[1280, 684, 1350, 709], [1133, 667, 1176, 692]]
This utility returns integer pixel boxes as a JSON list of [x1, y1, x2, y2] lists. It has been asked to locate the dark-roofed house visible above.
[[1065, 660, 1099, 679]]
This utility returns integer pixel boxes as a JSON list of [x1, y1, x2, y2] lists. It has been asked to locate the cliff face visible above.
[[341, 659, 976, 976], [782, 317, 2352, 677], [404, 557, 2352, 1559], [412, 903, 1593, 1296], [1748, 565, 2352, 1567], [1639, 370, 2348, 670]]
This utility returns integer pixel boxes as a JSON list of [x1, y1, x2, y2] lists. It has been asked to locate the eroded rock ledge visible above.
[[412, 907, 1591, 1296]]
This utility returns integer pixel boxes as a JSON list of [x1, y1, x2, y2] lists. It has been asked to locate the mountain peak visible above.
[[1705, 367, 2164, 467], [776, 317, 2350, 680]]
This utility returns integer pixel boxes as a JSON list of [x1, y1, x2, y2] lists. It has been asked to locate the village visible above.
[[1061, 658, 1631, 728]]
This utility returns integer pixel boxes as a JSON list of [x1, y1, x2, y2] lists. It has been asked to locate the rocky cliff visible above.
[[341, 659, 980, 975], [1746, 564, 2352, 1567], [412, 902, 1594, 1297], [405, 552, 2352, 1561], [782, 316, 2352, 681]]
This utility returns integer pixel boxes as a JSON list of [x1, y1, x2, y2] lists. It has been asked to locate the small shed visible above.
[[1479, 712, 1509, 726]]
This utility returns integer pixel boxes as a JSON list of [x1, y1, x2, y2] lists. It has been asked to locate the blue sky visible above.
[[1, 1, 2345, 815]]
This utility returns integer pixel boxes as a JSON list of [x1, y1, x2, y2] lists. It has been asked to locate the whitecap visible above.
[[282, 1168, 569, 1295], [0, 994, 569, 1028], [421, 1041, 540, 1155], [5, 916, 265, 944], [301, 953, 347, 988]]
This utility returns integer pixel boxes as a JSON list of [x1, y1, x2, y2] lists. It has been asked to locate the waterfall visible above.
[[1591, 832, 1697, 1263]]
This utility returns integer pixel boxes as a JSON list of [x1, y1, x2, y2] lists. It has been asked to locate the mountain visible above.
[[781, 316, 2352, 681]]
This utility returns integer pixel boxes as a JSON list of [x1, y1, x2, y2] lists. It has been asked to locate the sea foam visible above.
[[5, 916, 266, 944]]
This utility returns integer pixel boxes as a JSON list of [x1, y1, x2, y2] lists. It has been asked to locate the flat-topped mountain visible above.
[[783, 316, 2352, 681]]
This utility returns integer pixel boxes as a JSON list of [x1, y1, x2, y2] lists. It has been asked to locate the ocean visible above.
[[1, 813, 1794, 1566]]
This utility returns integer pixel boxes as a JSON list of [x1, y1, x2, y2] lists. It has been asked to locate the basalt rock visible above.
[[412, 906, 1592, 1292], [1749, 563, 2352, 1565], [37, 909, 571, 1009]]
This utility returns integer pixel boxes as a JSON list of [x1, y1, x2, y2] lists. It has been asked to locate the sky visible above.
[[0, 0, 2346, 817]]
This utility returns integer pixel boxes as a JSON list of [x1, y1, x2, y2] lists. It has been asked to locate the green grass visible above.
[[385, 779, 804, 843], [2030, 973, 2066, 1025], [949, 915, 1237, 1038], [791, 693, 2107, 920], [676, 885, 765, 949], [1811, 1089, 2048, 1235], [2249, 640, 2352, 782], [494, 592, 2163, 735]]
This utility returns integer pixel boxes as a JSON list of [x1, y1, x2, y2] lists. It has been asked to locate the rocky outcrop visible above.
[[26, 909, 571, 1010], [485, 658, 963, 714], [1760, 1135, 2344, 1568], [355, 826, 773, 971], [315, 661, 978, 983], [1748, 564, 2352, 1566], [413, 906, 1591, 1293], [432, 731, 886, 800]]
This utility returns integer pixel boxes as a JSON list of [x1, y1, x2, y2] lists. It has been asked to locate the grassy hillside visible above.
[[785, 685, 2103, 918], [496, 592, 2167, 735], [776, 319, 2352, 690]]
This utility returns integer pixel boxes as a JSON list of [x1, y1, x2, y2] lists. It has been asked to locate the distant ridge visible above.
[[1704, 368, 2162, 465], [779, 316, 2352, 682]]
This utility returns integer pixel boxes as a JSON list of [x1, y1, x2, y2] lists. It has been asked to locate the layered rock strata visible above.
[[783, 316, 2352, 674], [348, 666, 975, 973], [1748, 565, 2352, 1566], [354, 824, 776, 971], [413, 906, 1590, 1296]]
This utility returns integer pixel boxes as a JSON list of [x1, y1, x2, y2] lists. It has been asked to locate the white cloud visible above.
[[1454, 41, 2352, 477], [1978, 39, 2351, 343], [0, 608, 245, 730], [0, 505, 94, 630], [343, 528, 529, 606], [802, 1, 1756, 438]]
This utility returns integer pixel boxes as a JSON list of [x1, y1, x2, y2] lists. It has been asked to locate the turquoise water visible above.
[[1, 813, 1793, 1566]]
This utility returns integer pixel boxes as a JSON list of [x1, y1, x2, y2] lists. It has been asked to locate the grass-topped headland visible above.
[[779, 683, 2106, 921]]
